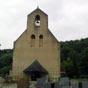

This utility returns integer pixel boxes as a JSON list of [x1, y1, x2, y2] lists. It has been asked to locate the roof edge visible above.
[[28, 7, 48, 16]]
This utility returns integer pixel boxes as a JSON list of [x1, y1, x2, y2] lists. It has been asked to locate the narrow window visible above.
[[39, 35, 43, 47], [31, 35, 35, 47]]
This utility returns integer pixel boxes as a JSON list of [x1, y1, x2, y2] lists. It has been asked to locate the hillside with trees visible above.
[[0, 38, 88, 78], [0, 49, 13, 76], [61, 38, 88, 78]]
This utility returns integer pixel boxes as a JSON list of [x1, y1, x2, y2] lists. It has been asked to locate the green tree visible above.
[[68, 50, 80, 77], [80, 47, 88, 76], [62, 58, 74, 78], [0, 49, 13, 76]]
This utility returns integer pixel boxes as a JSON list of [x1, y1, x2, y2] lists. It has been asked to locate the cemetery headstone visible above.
[[71, 81, 78, 88], [36, 77, 47, 87], [43, 82, 51, 88], [36, 77, 51, 88], [82, 79, 88, 88], [55, 77, 71, 88], [59, 77, 70, 86]]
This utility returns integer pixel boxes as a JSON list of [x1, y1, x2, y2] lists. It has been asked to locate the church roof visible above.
[[23, 60, 48, 74], [28, 7, 48, 17]]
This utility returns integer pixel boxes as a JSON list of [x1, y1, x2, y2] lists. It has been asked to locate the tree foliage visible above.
[[0, 49, 13, 76], [61, 38, 88, 78]]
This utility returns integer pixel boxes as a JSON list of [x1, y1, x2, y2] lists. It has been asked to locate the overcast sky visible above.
[[0, 0, 88, 49]]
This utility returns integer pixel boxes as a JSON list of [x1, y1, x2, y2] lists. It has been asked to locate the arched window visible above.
[[31, 34, 35, 47], [35, 15, 40, 26], [39, 35, 43, 47], [31, 35, 35, 39], [39, 35, 43, 39]]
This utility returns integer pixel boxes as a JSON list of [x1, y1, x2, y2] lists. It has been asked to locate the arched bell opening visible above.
[[35, 15, 40, 26]]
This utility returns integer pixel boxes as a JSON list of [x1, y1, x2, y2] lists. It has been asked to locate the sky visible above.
[[0, 0, 88, 49]]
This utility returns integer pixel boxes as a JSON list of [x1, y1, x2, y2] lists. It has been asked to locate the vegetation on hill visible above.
[[0, 49, 13, 76], [0, 38, 88, 78], [61, 38, 88, 78]]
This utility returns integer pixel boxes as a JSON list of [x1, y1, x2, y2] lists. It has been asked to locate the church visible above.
[[10, 7, 60, 82]]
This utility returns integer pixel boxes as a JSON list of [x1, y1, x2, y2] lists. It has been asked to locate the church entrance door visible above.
[[31, 71, 42, 81]]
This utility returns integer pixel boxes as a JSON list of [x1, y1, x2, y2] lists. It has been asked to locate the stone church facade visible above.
[[10, 8, 60, 82]]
